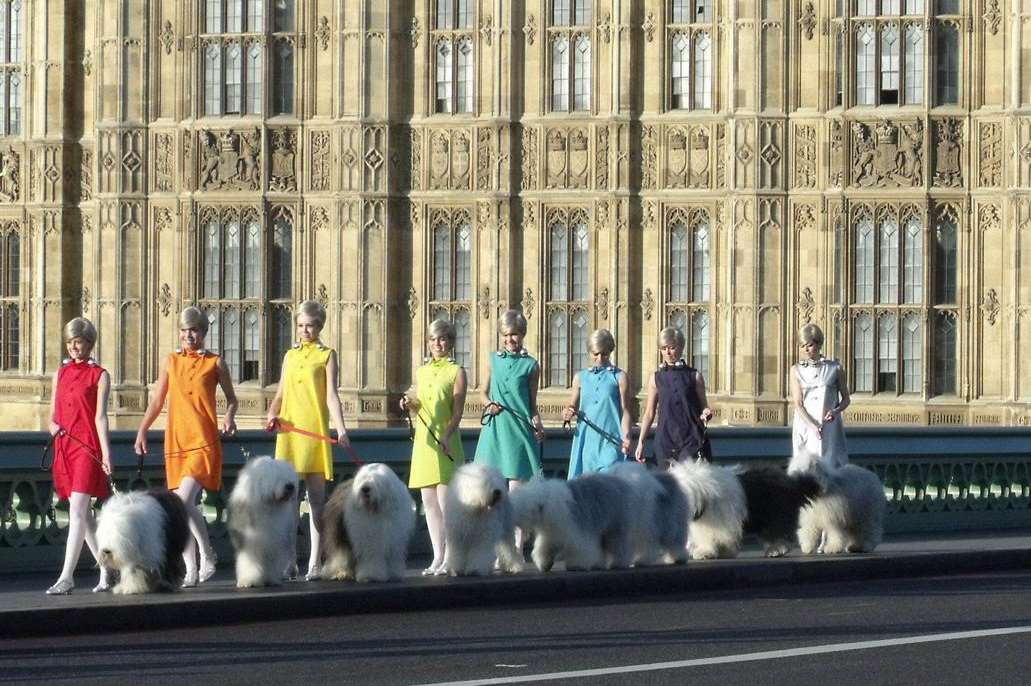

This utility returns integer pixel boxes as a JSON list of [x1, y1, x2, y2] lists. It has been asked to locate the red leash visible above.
[[268, 418, 364, 466]]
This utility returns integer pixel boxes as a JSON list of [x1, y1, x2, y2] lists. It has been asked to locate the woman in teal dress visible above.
[[475, 309, 545, 483], [562, 329, 632, 478]]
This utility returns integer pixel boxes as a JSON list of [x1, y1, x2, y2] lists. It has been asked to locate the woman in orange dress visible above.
[[134, 306, 238, 587], [266, 300, 350, 581]]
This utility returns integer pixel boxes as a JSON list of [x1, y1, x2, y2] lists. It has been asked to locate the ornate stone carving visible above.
[[520, 288, 535, 319], [523, 14, 536, 45], [0, 148, 20, 203], [715, 124, 726, 188], [480, 15, 493, 46], [80, 285, 91, 314], [157, 283, 173, 317], [981, 288, 999, 326], [521, 126, 537, 191], [315, 16, 330, 50], [794, 203, 817, 232], [310, 206, 330, 232], [983, 0, 1001, 36], [851, 120, 923, 188], [799, 2, 816, 40], [546, 127, 590, 189], [407, 287, 418, 320], [80, 149, 93, 200], [596, 126, 609, 190], [478, 286, 492, 319], [796, 287, 815, 323], [199, 129, 261, 191], [154, 133, 173, 192], [641, 288, 654, 321], [82, 49, 92, 77], [154, 206, 174, 233], [596, 287, 609, 321], [410, 128, 422, 191], [316, 283, 329, 307], [794, 124, 816, 188], [477, 200, 492, 231], [309, 131, 331, 191], [978, 203, 1000, 232], [933, 119, 963, 188], [667, 127, 710, 189], [598, 13, 611, 43], [828, 120, 844, 187], [410, 16, 420, 47], [364, 126, 387, 191], [160, 21, 174, 55], [978, 121, 1001, 188], [643, 12, 656, 42], [641, 125, 657, 190], [269, 129, 297, 192], [476, 127, 492, 191]]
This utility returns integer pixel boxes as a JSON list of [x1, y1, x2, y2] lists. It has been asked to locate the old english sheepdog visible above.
[[443, 463, 524, 576], [667, 459, 748, 560], [610, 461, 689, 566], [798, 463, 886, 555], [510, 473, 632, 572], [737, 466, 821, 557], [227, 457, 299, 588], [321, 463, 416, 582], [96, 489, 190, 594]]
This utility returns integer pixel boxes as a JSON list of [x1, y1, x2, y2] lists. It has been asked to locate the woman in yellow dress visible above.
[[400, 319, 467, 575], [266, 300, 350, 581]]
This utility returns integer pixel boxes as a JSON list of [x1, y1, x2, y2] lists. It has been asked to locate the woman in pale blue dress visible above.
[[562, 329, 632, 478]]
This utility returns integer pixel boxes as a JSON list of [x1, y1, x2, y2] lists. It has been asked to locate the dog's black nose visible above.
[[283, 483, 295, 495], [360, 485, 371, 495], [489, 489, 502, 506], [100, 548, 111, 557]]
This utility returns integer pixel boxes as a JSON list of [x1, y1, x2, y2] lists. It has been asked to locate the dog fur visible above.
[[227, 457, 299, 588], [610, 461, 689, 566], [737, 466, 821, 557], [96, 489, 190, 594], [321, 463, 416, 582], [443, 463, 524, 576], [667, 459, 748, 560], [798, 463, 886, 555]]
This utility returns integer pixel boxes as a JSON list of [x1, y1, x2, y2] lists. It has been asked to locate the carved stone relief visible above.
[[714, 124, 726, 189], [199, 129, 261, 191], [269, 129, 297, 192], [546, 128, 590, 189], [309, 130, 331, 191], [154, 133, 173, 192], [666, 126, 710, 189], [978, 121, 1002, 188], [851, 119, 924, 188], [932, 118, 963, 188], [759, 121, 782, 190], [476, 127, 492, 191], [641, 125, 657, 190], [596, 126, 609, 190], [0, 148, 21, 202], [521, 127, 538, 191], [796, 287, 815, 323], [364, 126, 387, 192], [340, 127, 362, 191], [799, 2, 816, 40], [828, 120, 844, 187], [794, 124, 816, 189]]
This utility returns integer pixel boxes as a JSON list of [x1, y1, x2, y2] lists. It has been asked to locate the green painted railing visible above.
[[2, 427, 1030, 574]]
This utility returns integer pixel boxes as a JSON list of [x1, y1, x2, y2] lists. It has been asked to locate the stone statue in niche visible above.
[[897, 120, 923, 185], [851, 123, 875, 185], [199, 129, 261, 191], [0, 148, 20, 202]]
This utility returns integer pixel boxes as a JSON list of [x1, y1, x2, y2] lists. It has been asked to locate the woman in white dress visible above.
[[788, 323, 851, 474]]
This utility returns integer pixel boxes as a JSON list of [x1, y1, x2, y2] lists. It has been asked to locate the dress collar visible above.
[[63, 357, 98, 367], [659, 358, 688, 370], [175, 347, 209, 356], [497, 348, 529, 358], [588, 363, 618, 374], [798, 356, 825, 368], [293, 339, 326, 351], [424, 355, 456, 364]]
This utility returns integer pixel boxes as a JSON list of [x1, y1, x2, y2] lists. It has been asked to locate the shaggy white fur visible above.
[[443, 463, 524, 576], [798, 463, 886, 555], [228, 457, 299, 588], [96, 489, 189, 594], [610, 462, 688, 566], [322, 463, 416, 582], [510, 473, 632, 572], [667, 460, 748, 560]]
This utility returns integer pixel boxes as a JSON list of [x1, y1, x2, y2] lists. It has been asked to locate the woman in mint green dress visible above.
[[562, 329, 632, 478], [475, 310, 545, 484]]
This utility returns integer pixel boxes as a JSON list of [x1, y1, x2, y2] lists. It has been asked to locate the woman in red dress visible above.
[[46, 318, 113, 595]]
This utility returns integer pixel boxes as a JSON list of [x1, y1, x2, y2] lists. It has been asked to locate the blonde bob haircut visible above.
[[63, 317, 98, 346], [428, 318, 457, 347], [658, 327, 686, 351], [799, 323, 825, 348], [588, 328, 616, 356], [179, 306, 209, 337], [296, 300, 327, 331], [498, 309, 528, 337]]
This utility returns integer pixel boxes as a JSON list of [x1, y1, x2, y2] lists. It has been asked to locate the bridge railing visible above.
[[2, 427, 1029, 573]]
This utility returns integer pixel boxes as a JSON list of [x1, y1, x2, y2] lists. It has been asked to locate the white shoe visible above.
[[46, 579, 74, 595], [181, 571, 198, 588]]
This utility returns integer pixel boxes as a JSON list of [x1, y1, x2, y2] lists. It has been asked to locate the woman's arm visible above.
[[634, 373, 658, 463], [216, 357, 238, 435], [826, 365, 852, 422], [617, 371, 632, 454], [47, 370, 61, 436], [325, 350, 350, 447], [527, 362, 545, 441], [694, 372, 714, 423], [790, 366, 821, 431], [480, 359, 501, 416], [134, 357, 170, 455], [265, 353, 288, 428], [441, 367, 468, 446], [94, 370, 113, 474], [561, 374, 582, 423]]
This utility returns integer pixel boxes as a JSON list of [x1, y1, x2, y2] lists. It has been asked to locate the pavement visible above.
[[2, 530, 1029, 640]]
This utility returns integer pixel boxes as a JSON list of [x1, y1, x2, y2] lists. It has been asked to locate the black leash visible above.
[[562, 409, 626, 454], [406, 407, 455, 462], [40, 428, 118, 501], [480, 400, 544, 473]]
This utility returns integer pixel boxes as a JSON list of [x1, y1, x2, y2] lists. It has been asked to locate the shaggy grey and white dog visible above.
[[610, 461, 689, 566], [321, 463, 416, 582], [510, 473, 632, 572], [738, 466, 821, 557], [96, 489, 190, 594], [227, 457, 299, 588], [798, 463, 886, 555], [443, 463, 524, 576], [667, 459, 748, 560]]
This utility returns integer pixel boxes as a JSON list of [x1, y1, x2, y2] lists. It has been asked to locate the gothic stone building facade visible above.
[[0, 0, 1029, 430]]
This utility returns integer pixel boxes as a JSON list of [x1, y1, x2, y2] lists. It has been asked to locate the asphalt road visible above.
[[3, 570, 1031, 686]]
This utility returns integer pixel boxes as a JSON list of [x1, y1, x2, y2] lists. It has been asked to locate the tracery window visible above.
[[0, 222, 19, 370], [546, 209, 591, 387], [199, 205, 293, 383], [428, 208, 474, 370], [0, 0, 23, 136], [550, 1, 592, 112], [668, 2, 714, 111], [433, 1, 475, 114], [666, 208, 712, 380], [202, 0, 296, 117]]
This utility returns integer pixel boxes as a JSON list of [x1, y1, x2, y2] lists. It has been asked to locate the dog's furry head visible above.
[[509, 478, 571, 530], [350, 463, 408, 514], [230, 456, 298, 508], [450, 463, 507, 510], [96, 491, 170, 572]]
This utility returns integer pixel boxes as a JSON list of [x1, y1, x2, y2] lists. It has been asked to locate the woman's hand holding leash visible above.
[[484, 401, 503, 417], [133, 432, 147, 456]]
